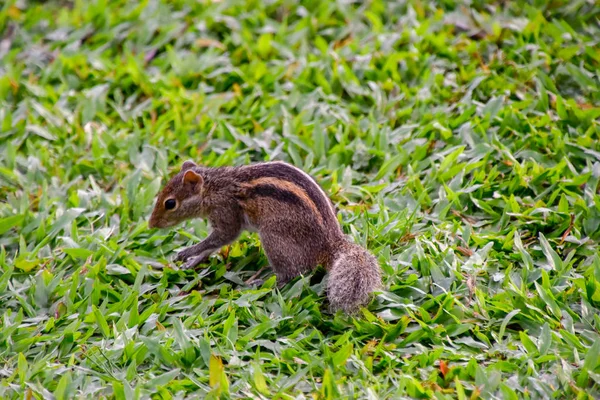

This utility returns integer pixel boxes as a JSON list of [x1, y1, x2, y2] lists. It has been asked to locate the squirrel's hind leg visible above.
[[258, 222, 323, 288]]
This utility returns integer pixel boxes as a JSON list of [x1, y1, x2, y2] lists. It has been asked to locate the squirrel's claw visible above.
[[180, 256, 204, 270], [176, 246, 209, 270], [175, 251, 190, 263]]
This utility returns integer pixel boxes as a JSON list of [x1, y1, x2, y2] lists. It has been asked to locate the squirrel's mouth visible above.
[[148, 218, 163, 229], [148, 218, 177, 229]]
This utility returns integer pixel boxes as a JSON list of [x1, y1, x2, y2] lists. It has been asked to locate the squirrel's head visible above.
[[148, 160, 204, 229]]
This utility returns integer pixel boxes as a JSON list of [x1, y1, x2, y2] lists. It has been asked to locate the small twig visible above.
[[456, 246, 473, 257], [560, 214, 575, 245], [451, 210, 477, 225]]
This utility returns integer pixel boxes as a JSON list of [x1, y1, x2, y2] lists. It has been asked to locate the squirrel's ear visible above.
[[182, 169, 203, 186], [181, 160, 197, 171]]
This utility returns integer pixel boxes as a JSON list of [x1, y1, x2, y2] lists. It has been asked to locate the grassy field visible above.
[[1, 0, 600, 398]]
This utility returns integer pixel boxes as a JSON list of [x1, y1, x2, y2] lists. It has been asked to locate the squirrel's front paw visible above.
[[175, 248, 208, 269], [181, 256, 204, 270], [175, 249, 196, 263]]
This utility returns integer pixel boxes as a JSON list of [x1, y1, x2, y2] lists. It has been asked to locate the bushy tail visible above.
[[327, 241, 382, 314]]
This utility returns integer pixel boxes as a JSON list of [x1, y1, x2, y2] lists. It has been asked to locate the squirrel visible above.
[[148, 160, 382, 314]]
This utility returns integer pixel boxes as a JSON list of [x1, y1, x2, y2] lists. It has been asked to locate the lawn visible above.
[[1, 0, 600, 398]]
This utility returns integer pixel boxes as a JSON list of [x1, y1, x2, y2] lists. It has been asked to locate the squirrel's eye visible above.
[[164, 199, 177, 210]]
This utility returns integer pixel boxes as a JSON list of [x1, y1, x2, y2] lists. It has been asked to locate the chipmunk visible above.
[[148, 160, 381, 313]]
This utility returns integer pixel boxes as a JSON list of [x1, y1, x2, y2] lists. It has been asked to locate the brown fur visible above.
[[149, 160, 382, 313], [242, 177, 324, 225]]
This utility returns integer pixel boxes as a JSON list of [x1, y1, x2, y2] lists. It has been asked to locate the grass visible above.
[[1, 0, 600, 398]]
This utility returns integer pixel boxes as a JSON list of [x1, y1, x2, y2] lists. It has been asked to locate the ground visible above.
[[1, 0, 600, 399]]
